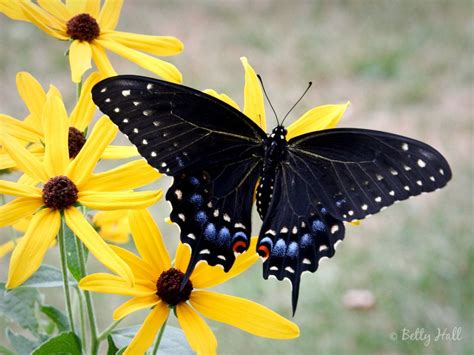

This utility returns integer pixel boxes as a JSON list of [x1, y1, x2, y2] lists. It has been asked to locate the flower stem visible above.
[[152, 317, 168, 355], [76, 287, 87, 351], [58, 216, 76, 334], [76, 237, 99, 355], [97, 318, 123, 341], [76, 77, 83, 100]]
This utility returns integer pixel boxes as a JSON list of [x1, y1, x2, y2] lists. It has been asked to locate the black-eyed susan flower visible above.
[[0, 90, 162, 288], [204, 56, 350, 138], [93, 210, 130, 244], [0, 71, 139, 171], [80, 209, 299, 354], [0, 0, 183, 83]]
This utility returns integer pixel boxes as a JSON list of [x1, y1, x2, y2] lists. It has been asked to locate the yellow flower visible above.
[[80, 209, 299, 354], [0, 0, 183, 83], [0, 71, 139, 171], [204, 56, 350, 138], [93, 210, 130, 244], [0, 90, 163, 288]]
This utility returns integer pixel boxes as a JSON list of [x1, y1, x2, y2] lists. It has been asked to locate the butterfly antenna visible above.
[[280, 81, 313, 126], [257, 74, 279, 126]]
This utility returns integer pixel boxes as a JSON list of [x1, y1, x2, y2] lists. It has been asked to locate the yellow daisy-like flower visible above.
[[0, 0, 183, 83], [93, 210, 130, 244], [0, 90, 162, 288], [0, 71, 139, 171], [204, 56, 350, 138], [80, 209, 299, 354]]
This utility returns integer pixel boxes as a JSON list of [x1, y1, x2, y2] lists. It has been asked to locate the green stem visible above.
[[97, 319, 123, 341], [76, 77, 83, 101], [58, 216, 76, 334], [152, 317, 168, 355], [76, 237, 99, 355], [76, 287, 87, 351]]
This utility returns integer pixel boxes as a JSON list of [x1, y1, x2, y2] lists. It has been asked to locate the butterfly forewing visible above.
[[288, 128, 451, 222], [91, 76, 265, 175]]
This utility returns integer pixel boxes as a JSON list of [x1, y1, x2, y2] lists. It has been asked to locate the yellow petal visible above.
[[0, 180, 42, 198], [176, 303, 217, 355], [84, 0, 100, 17], [81, 159, 161, 192], [0, 114, 42, 142], [43, 94, 69, 176], [128, 209, 171, 275], [90, 44, 117, 77], [112, 294, 159, 321], [124, 302, 169, 355], [16, 71, 46, 126], [0, 197, 42, 227], [97, 0, 123, 31], [96, 212, 130, 244], [350, 220, 361, 226], [0, 1, 29, 21], [79, 273, 153, 296], [19, 0, 68, 39], [191, 237, 259, 289], [241, 57, 266, 131], [78, 190, 163, 210], [17, 173, 39, 186], [101, 145, 139, 159], [286, 102, 350, 140], [109, 245, 156, 280], [101, 31, 183, 56], [37, 0, 71, 22], [64, 207, 134, 284], [190, 291, 300, 339], [65, 0, 85, 15], [97, 38, 182, 83], [0, 132, 49, 182], [69, 40, 92, 83], [6, 208, 59, 288], [0, 238, 22, 259], [69, 72, 101, 131], [67, 116, 117, 186], [173, 242, 191, 272], [203, 89, 240, 111], [0, 151, 16, 170]]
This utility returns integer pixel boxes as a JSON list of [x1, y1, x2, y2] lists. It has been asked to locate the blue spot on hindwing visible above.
[[189, 177, 200, 186], [232, 231, 247, 241], [300, 233, 313, 248], [273, 239, 286, 256], [312, 219, 326, 232], [204, 223, 217, 241], [190, 193, 203, 206], [217, 227, 231, 246], [260, 236, 273, 248], [287, 241, 299, 257], [195, 211, 207, 224]]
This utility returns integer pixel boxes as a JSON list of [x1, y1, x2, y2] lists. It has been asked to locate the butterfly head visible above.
[[269, 126, 287, 141]]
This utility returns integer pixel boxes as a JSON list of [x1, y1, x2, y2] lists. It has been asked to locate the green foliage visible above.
[[32, 332, 81, 355], [0, 283, 41, 333], [64, 223, 87, 281], [40, 305, 69, 333], [21, 265, 76, 288], [5, 328, 39, 355], [107, 325, 192, 354]]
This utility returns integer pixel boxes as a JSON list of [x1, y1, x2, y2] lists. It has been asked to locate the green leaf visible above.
[[40, 305, 69, 332], [64, 223, 83, 281], [20, 264, 77, 288], [5, 328, 39, 355], [109, 325, 192, 354], [32, 332, 81, 355], [0, 344, 15, 355], [0, 283, 41, 333], [107, 334, 119, 355]]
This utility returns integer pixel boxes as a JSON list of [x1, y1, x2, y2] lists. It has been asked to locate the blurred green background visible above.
[[0, 1, 472, 354]]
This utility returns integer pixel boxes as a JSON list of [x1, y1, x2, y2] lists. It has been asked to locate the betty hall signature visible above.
[[390, 327, 463, 346]]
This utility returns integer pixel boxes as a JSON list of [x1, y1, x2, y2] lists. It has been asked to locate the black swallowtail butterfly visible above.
[[92, 75, 451, 314]]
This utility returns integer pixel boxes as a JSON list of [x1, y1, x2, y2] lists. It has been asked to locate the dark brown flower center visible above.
[[68, 127, 86, 158], [66, 13, 100, 42], [156, 268, 193, 306], [42, 176, 78, 210]]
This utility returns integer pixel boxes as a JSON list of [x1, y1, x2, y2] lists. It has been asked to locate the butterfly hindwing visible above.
[[288, 128, 451, 222], [91, 75, 265, 175], [167, 158, 261, 277]]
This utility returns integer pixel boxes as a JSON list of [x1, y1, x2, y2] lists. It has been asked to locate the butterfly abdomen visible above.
[[256, 126, 288, 220]]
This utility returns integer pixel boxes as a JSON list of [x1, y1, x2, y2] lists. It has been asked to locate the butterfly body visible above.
[[92, 75, 451, 314]]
